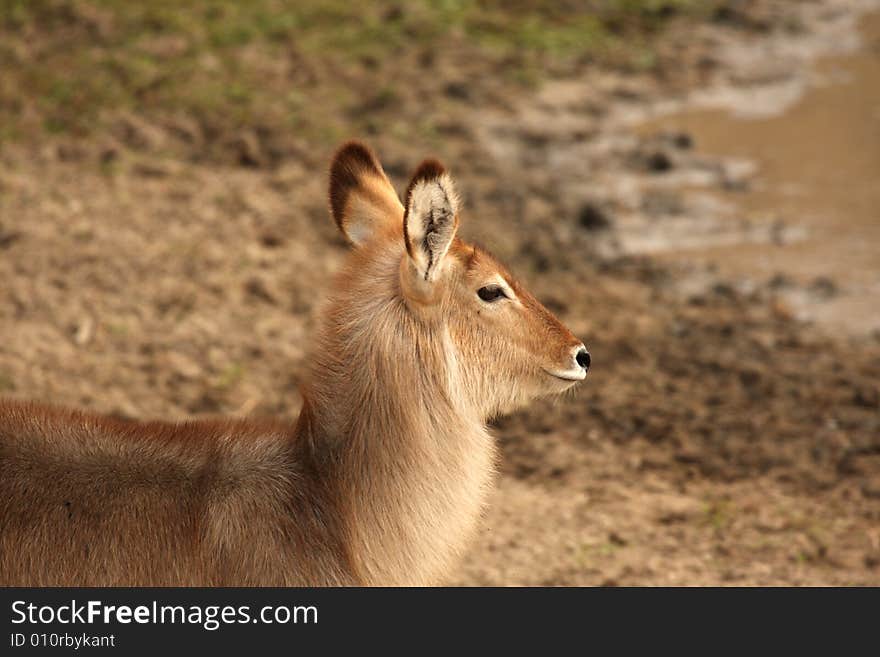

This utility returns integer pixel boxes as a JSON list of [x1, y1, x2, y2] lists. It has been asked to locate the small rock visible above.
[[738, 368, 762, 388], [577, 202, 613, 231], [99, 144, 119, 163], [809, 276, 838, 301], [74, 317, 94, 346], [655, 494, 701, 524], [712, 282, 737, 299], [674, 450, 703, 465], [234, 131, 264, 168], [721, 159, 757, 190], [244, 277, 277, 304], [853, 386, 878, 409], [670, 132, 693, 149], [382, 4, 404, 21], [444, 81, 471, 101], [259, 232, 284, 248], [645, 151, 673, 173], [767, 273, 793, 290], [132, 161, 173, 178], [0, 226, 21, 249]]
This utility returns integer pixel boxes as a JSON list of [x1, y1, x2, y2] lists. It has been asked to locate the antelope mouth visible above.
[[545, 369, 586, 382]]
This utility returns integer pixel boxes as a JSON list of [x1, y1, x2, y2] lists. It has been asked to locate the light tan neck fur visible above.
[[303, 240, 496, 585]]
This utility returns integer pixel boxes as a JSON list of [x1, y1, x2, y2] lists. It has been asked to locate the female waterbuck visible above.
[[0, 142, 590, 586]]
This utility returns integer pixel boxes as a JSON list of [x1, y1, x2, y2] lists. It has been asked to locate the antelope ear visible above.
[[403, 159, 460, 283], [329, 141, 404, 246]]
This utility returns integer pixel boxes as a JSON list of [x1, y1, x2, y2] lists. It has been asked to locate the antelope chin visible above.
[[544, 369, 587, 383]]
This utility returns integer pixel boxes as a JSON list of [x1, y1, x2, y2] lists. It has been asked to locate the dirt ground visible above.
[[1, 0, 879, 585]]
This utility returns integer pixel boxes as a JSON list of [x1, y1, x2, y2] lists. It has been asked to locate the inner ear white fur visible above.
[[404, 173, 460, 283]]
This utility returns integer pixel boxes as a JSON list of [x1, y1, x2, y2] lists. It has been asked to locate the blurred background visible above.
[[0, 0, 878, 584]]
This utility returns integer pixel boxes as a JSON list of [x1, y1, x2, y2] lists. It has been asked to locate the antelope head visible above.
[[325, 141, 589, 420]]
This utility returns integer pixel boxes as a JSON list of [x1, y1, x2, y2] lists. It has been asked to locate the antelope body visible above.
[[0, 143, 590, 586]]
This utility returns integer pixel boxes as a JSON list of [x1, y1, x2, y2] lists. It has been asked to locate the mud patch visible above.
[[643, 8, 880, 336]]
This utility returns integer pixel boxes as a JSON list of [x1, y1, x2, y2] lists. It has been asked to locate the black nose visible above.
[[576, 348, 591, 371]]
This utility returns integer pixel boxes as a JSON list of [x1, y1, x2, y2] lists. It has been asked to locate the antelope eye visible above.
[[477, 285, 506, 302]]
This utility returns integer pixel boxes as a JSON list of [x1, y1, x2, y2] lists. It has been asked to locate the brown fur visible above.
[[328, 140, 403, 246], [0, 142, 587, 586]]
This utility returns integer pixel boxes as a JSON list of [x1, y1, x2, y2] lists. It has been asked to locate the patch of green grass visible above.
[[0, 1, 719, 155], [106, 321, 129, 337], [702, 498, 734, 532]]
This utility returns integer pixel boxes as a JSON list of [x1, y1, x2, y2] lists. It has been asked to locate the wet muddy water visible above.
[[644, 12, 880, 335]]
